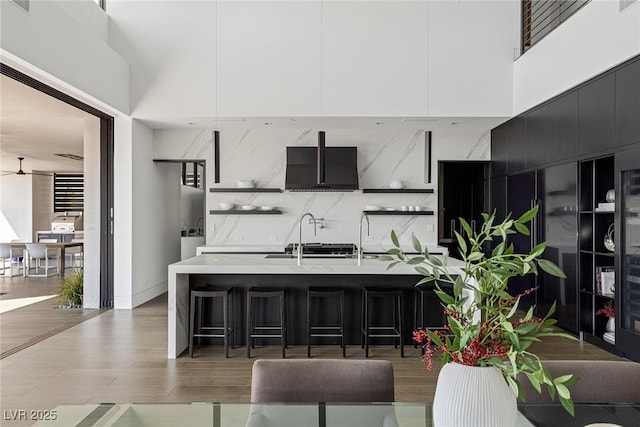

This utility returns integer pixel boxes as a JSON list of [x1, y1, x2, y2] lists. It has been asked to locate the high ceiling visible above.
[[0, 75, 89, 175]]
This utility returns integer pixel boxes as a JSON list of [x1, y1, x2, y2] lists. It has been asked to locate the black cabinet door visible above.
[[615, 59, 640, 148], [537, 163, 578, 334], [579, 73, 615, 156], [549, 91, 579, 161], [525, 105, 550, 169], [491, 125, 508, 177], [506, 171, 537, 310], [507, 117, 527, 175], [491, 175, 507, 223]]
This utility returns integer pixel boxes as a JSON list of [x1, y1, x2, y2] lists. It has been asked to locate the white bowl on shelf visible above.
[[219, 202, 235, 210], [365, 205, 382, 211], [259, 206, 274, 211], [236, 179, 255, 189], [241, 205, 256, 211]]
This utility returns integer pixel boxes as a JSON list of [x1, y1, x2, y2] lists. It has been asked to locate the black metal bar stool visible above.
[[307, 287, 346, 358], [189, 287, 234, 358], [361, 287, 404, 358], [414, 284, 449, 349], [246, 288, 287, 358]]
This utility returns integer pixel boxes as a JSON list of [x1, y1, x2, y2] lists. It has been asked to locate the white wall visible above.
[[155, 127, 490, 249], [113, 115, 134, 309], [127, 120, 181, 308], [0, 175, 33, 241], [0, 0, 129, 113], [108, 1, 518, 121], [514, 0, 640, 114]]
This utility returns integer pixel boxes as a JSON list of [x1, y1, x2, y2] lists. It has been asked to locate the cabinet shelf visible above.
[[580, 289, 615, 299], [580, 250, 615, 257], [209, 188, 282, 193], [362, 189, 434, 194], [210, 209, 283, 215], [363, 210, 434, 215]]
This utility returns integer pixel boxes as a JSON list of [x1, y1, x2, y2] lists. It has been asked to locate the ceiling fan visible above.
[[1, 157, 53, 177]]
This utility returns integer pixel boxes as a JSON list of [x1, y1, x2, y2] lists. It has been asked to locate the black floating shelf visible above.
[[209, 188, 282, 193], [210, 209, 283, 215], [363, 210, 434, 215], [362, 189, 434, 194]]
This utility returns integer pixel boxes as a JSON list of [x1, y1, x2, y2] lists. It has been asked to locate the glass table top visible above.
[[30, 402, 640, 427]]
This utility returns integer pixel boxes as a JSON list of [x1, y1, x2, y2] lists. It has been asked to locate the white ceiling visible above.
[[0, 75, 89, 175]]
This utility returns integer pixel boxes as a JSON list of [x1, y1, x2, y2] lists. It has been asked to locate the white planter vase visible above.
[[433, 363, 518, 427], [606, 317, 615, 333]]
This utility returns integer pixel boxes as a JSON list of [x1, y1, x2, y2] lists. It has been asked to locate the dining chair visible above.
[[518, 360, 640, 404], [250, 359, 395, 402], [25, 243, 59, 277], [66, 238, 84, 268], [0, 243, 23, 277], [248, 359, 397, 427]]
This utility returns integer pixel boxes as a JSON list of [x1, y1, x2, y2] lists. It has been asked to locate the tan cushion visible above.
[[518, 360, 640, 403], [250, 359, 394, 403]]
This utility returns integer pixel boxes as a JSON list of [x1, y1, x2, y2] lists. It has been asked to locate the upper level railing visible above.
[[522, 0, 590, 54]]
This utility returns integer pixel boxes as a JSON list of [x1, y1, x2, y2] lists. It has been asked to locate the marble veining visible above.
[[155, 127, 488, 249]]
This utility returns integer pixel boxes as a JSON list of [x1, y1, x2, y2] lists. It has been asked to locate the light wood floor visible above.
[[0, 286, 623, 427]]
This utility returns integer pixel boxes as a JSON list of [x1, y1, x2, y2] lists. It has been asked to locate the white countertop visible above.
[[169, 253, 463, 275], [196, 244, 448, 255]]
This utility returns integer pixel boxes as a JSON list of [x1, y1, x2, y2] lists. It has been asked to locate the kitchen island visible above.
[[168, 253, 465, 358]]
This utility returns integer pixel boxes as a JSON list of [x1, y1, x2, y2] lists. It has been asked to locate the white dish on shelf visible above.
[[236, 179, 255, 189], [241, 205, 256, 211], [385, 207, 397, 211], [218, 202, 235, 210], [259, 206, 274, 211], [365, 205, 382, 211]]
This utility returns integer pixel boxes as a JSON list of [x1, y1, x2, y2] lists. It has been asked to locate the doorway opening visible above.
[[1, 63, 114, 309], [437, 161, 490, 259]]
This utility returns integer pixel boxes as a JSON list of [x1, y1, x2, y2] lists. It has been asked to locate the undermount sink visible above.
[[264, 254, 374, 260]]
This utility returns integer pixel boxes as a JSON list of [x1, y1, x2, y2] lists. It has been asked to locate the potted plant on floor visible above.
[[56, 268, 83, 308], [380, 206, 578, 426]]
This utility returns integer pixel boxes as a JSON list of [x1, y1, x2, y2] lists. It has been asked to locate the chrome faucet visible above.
[[358, 212, 370, 266], [298, 212, 317, 266]]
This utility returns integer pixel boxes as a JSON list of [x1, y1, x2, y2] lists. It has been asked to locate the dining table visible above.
[[10, 241, 83, 277], [28, 402, 640, 426]]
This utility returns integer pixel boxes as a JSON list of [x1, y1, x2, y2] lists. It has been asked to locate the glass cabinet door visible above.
[[621, 168, 640, 333], [616, 147, 640, 362]]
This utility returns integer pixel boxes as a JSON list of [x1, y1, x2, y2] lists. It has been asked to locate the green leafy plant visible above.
[[379, 206, 579, 415], [56, 268, 83, 306]]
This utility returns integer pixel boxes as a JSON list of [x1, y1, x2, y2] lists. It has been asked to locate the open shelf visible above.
[[363, 210, 434, 215], [210, 209, 283, 215], [362, 188, 434, 194], [209, 188, 282, 193]]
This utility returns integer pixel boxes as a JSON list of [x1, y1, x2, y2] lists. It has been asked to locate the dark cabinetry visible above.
[[615, 59, 640, 148], [491, 126, 508, 177], [507, 117, 527, 174], [525, 105, 550, 168], [548, 91, 578, 161], [578, 73, 615, 156], [490, 54, 640, 359], [505, 164, 578, 333]]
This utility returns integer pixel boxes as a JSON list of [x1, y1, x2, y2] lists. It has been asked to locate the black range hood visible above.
[[285, 131, 359, 191]]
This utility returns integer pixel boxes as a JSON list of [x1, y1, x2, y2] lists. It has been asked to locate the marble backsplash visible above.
[[154, 127, 489, 248]]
